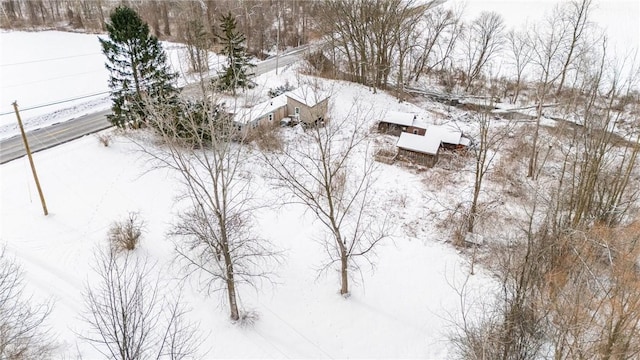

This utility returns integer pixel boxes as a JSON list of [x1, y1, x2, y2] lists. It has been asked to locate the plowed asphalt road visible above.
[[0, 45, 309, 165]]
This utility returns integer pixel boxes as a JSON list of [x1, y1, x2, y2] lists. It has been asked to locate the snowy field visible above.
[[0, 31, 108, 129], [0, 61, 494, 357], [0, 30, 221, 141]]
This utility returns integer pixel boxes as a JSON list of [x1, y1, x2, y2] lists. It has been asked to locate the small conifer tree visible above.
[[215, 12, 255, 95], [100, 6, 178, 128]]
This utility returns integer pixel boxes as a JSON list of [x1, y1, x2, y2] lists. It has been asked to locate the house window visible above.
[[294, 107, 300, 115], [268, 113, 274, 121]]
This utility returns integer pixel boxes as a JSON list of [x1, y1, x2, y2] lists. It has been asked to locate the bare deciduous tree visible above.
[[526, 8, 568, 178], [318, 0, 429, 91], [460, 11, 505, 92], [410, 6, 463, 83], [80, 248, 200, 360], [135, 96, 280, 322], [556, 0, 595, 95], [392, 1, 429, 100], [453, 202, 640, 360], [543, 223, 640, 359], [177, 1, 210, 85], [506, 28, 533, 104], [450, 190, 556, 360], [546, 40, 640, 230], [467, 110, 515, 234], [0, 247, 54, 360], [264, 94, 388, 296]]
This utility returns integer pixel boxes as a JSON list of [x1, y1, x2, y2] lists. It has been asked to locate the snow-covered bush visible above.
[[268, 81, 294, 98]]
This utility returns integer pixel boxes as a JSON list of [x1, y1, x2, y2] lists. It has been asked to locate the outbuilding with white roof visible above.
[[396, 132, 441, 167], [378, 111, 427, 136]]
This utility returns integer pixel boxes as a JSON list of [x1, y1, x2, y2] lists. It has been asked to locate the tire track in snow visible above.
[[5, 243, 85, 311]]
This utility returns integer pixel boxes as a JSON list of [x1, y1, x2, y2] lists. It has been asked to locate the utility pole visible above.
[[13, 101, 48, 216]]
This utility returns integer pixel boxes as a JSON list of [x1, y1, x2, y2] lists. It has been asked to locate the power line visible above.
[[3, 69, 106, 89], [0, 91, 110, 116], [1, 52, 103, 67]]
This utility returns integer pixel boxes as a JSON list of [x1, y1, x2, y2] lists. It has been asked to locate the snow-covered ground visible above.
[[0, 30, 223, 141], [0, 42, 496, 357], [4, 2, 633, 353], [455, 0, 639, 59], [0, 31, 108, 137]]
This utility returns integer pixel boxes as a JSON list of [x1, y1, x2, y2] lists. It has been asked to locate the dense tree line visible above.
[[0, 0, 319, 59]]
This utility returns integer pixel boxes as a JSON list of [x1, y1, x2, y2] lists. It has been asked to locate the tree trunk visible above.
[[340, 252, 349, 295], [513, 76, 521, 104], [527, 103, 542, 178], [222, 239, 240, 320], [469, 117, 488, 233], [162, 2, 171, 37], [528, 81, 548, 178], [468, 186, 480, 233], [97, 0, 106, 31]]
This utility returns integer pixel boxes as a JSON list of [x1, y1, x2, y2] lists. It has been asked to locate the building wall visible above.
[[398, 148, 438, 167], [287, 97, 329, 125], [249, 105, 288, 129], [407, 126, 426, 136], [378, 122, 425, 136], [378, 122, 404, 136]]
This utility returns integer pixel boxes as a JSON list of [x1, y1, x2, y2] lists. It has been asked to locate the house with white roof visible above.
[[233, 94, 288, 129], [285, 85, 330, 126], [232, 85, 330, 130]]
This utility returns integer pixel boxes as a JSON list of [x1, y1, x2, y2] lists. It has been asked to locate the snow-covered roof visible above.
[[412, 117, 429, 130], [427, 125, 462, 145], [397, 132, 440, 155], [233, 94, 287, 124], [383, 111, 417, 127], [285, 85, 329, 107]]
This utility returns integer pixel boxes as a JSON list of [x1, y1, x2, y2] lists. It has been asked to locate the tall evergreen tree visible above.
[[215, 12, 255, 95], [100, 6, 178, 128]]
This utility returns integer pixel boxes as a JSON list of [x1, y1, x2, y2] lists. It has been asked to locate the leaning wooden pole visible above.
[[12, 101, 48, 216]]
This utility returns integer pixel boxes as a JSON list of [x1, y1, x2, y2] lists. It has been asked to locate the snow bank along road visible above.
[[0, 109, 111, 164], [0, 45, 310, 165]]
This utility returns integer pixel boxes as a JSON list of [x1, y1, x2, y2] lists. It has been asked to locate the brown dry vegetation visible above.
[[246, 121, 284, 153]]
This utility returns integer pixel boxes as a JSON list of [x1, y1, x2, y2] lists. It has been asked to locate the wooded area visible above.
[[1, 0, 319, 59]]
